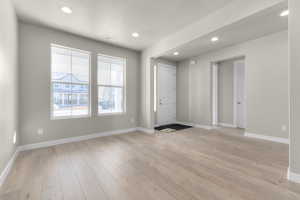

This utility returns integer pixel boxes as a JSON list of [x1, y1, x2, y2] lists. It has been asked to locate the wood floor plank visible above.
[[40, 147, 63, 200], [61, 143, 110, 200], [53, 144, 87, 200]]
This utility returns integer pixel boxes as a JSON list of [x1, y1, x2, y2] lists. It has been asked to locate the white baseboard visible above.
[[19, 127, 139, 151], [176, 121, 194, 127], [0, 149, 19, 187], [194, 124, 214, 130], [218, 123, 237, 128], [244, 132, 289, 144], [176, 121, 214, 130], [287, 168, 300, 184], [136, 127, 155, 134]]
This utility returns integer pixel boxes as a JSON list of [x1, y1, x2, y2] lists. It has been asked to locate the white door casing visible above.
[[157, 63, 176, 126], [212, 63, 219, 126]]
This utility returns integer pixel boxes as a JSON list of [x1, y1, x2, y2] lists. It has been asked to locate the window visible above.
[[97, 54, 126, 114], [51, 44, 91, 119]]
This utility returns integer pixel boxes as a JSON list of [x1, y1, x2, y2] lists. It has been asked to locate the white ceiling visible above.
[[161, 2, 288, 61], [12, 0, 234, 50]]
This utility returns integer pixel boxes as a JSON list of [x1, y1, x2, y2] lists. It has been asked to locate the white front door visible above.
[[157, 63, 176, 126], [234, 60, 246, 128]]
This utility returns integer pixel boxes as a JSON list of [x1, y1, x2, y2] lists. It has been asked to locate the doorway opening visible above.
[[211, 57, 246, 130], [155, 63, 177, 126], [154, 62, 192, 133]]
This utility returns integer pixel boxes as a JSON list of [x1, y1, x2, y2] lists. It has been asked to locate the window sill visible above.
[[51, 115, 91, 120], [97, 112, 126, 117]]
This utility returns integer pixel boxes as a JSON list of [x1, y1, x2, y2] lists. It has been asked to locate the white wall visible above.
[[0, 0, 19, 175], [18, 22, 141, 145], [177, 31, 288, 139]]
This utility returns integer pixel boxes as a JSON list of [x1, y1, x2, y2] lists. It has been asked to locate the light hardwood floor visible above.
[[1, 127, 300, 200]]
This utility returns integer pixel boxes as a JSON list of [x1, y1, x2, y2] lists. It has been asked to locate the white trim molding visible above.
[[19, 128, 140, 151], [176, 121, 214, 130], [176, 121, 217, 130], [0, 150, 19, 187], [136, 127, 155, 134], [233, 62, 238, 127], [194, 124, 214, 130], [176, 121, 194, 127], [287, 168, 300, 184], [218, 123, 237, 128], [211, 62, 219, 126], [244, 132, 289, 144]]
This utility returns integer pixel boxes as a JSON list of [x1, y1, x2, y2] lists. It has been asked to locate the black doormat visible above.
[[155, 123, 192, 131]]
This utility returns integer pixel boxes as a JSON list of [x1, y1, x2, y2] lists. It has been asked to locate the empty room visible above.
[[1, 0, 300, 199]]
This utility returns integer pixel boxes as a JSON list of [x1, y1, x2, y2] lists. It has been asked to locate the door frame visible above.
[[211, 56, 246, 129], [211, 62, 219, 126]]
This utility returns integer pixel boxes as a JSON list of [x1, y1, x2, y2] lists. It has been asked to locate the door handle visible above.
[[237, 102, 241, 104], [159, 99, 162, 105]]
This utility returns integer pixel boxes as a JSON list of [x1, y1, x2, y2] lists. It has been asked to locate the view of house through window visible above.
[[97, 54, 125, 114], [51, 44, 90, 118]]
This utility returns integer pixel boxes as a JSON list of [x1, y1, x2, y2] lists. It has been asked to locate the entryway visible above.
[[156, 63, 177, 126], [212, 57, 246, 129]]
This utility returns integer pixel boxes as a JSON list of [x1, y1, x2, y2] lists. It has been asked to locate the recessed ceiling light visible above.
[[280, 9, 289, 17], [61, 6, 72, 14], [173, 52, 179, 56], [132, 32, 139, 38], [211, 37, 219, 42]]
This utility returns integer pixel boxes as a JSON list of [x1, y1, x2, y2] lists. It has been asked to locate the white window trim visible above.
[[50, 44, 92, 120], [97, 53, 127, 116]]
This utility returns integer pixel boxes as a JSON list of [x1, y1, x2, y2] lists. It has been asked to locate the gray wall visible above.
[[0, 0, 19, 175], [218, 60, 234, 125], [177, 60, 190, 122], [19, 22, 141, 145], [289, 0, 300, 175], [177, 30, 288, 139]]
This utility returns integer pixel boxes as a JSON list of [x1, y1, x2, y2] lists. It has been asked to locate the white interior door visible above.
[[157, 63, 176, 126], [234, 60, 246, 128]]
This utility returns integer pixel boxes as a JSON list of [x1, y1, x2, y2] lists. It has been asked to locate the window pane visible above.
[[111, 87, 123, 113], [98, 86, 113, 114], [111, 63, 123, 86], [71, 84, 89, 116], [51, 45, 90, 118], [97, 54, 125, 115], [52, 83, 72, 117], [97, 54, 125, 86], [71, 51, 90, 84], [51, 46, 71, 83], [97, 61, 110, 85], [98, 86, 123, 114]]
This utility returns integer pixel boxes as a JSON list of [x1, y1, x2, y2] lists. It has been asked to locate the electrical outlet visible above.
[[37, 128, 44, 135], [281, 125, 287, 132]]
